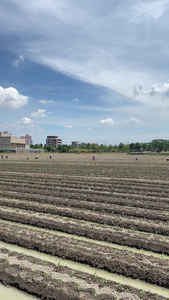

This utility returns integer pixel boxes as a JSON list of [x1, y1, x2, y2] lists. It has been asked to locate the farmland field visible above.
[[0, 153, 169, 299]]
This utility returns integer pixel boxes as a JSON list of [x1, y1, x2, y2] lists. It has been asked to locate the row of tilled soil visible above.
[[1, 177, 169, 198], [1, 171, 169, 202], [0, 247, 167, 300], [0, 222, 168, 288], [0, 210, 168, 255], [1, 173, 169, 193], [0, 203, 169, 235], [1, 174, 169, 207], [0, 194, 168, 222], [2, 170, 169, 189], [1, 161, 169, 180], [1, 188, 169, 214], [1, 156, 169, 298], [1, 183, 169, 213]]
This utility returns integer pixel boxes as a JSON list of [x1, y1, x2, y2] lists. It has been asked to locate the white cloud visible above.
[[13, 55, 24, 66], [134, 81, 169, 97], [19, 117, 33, 124], [99, 118, 114, 125], [39, 100, 54, 104], [0, 1, 149, 99], [30, 109, 46, 118], [0, 86, 29, 109], [131, 1, 168, 22], [71, 98, 78, 102], [123, 117, 141, 126], [64, 124, 73, 128], [1, 1, 169, 108], [39, 100, 47, 104]]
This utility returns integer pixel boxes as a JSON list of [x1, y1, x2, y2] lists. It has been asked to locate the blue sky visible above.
[[0, 0, 169, 145]]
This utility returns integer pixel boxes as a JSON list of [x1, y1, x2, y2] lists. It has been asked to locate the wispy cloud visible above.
[[13, 55, 24, 66], [39, 100, 47, 104], [30, 109, 47, 118], [0, 86, 29, 109], [123, 117, 141, 126], [131, 1, 168, 22], [71, 98, 78, 102], [1, 1, 169, 145], [1, 1, 169, 104], [99, 118, 114, 125], [64, 124, 73, 128], [39, 100, 54, 104]]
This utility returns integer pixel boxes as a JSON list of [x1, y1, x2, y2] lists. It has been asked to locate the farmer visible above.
[[1, 155, 3, 159], [5, 154, 8, 159], [49, 154, 52, 159], [93, 155, 95, 161]]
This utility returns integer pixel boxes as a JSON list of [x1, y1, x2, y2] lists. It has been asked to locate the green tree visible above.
[[134, 142, 141, 152], [44, 145, 54, 152], [129, 143, 135, 152], [30, 143, 43, 149], [57, 145, 69, 152], [118, 142, 125, 152]]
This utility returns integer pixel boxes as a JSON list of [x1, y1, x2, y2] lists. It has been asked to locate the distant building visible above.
[[89, 143, 99, 146], [0, 132, 32, 150], [57, 138, 62, 146], [20, 134, 33, 147], [72, 141, 81, 148], [0, 132, 11, 150], [46, 136, 62, 147], [11, 136, 26, 149]]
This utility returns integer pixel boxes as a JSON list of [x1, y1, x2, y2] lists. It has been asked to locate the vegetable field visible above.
[[0, 153, 169, 300]]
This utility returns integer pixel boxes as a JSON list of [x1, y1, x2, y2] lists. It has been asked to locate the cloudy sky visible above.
[[0, 0, 169, 145]]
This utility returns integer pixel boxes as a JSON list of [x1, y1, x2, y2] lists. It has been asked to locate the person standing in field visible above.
[[93, 155, 95, 161], [49, 154, 52, 159]]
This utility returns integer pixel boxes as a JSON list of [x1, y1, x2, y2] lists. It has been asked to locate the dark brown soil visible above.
[[0, 201, 169, 237], [0, 208, 169, 255], [0, 248, 167, 300], [0, 222, 168, 288], [0, 192, 168, 221], [0, 154, 169, 299], [1, 187, 169, 215]]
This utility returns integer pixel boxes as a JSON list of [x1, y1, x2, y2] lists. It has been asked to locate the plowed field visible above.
[[0, 153, 169, 299]]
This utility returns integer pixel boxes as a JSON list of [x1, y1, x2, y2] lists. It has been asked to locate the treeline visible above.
[[30, 139, 169, 153]]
